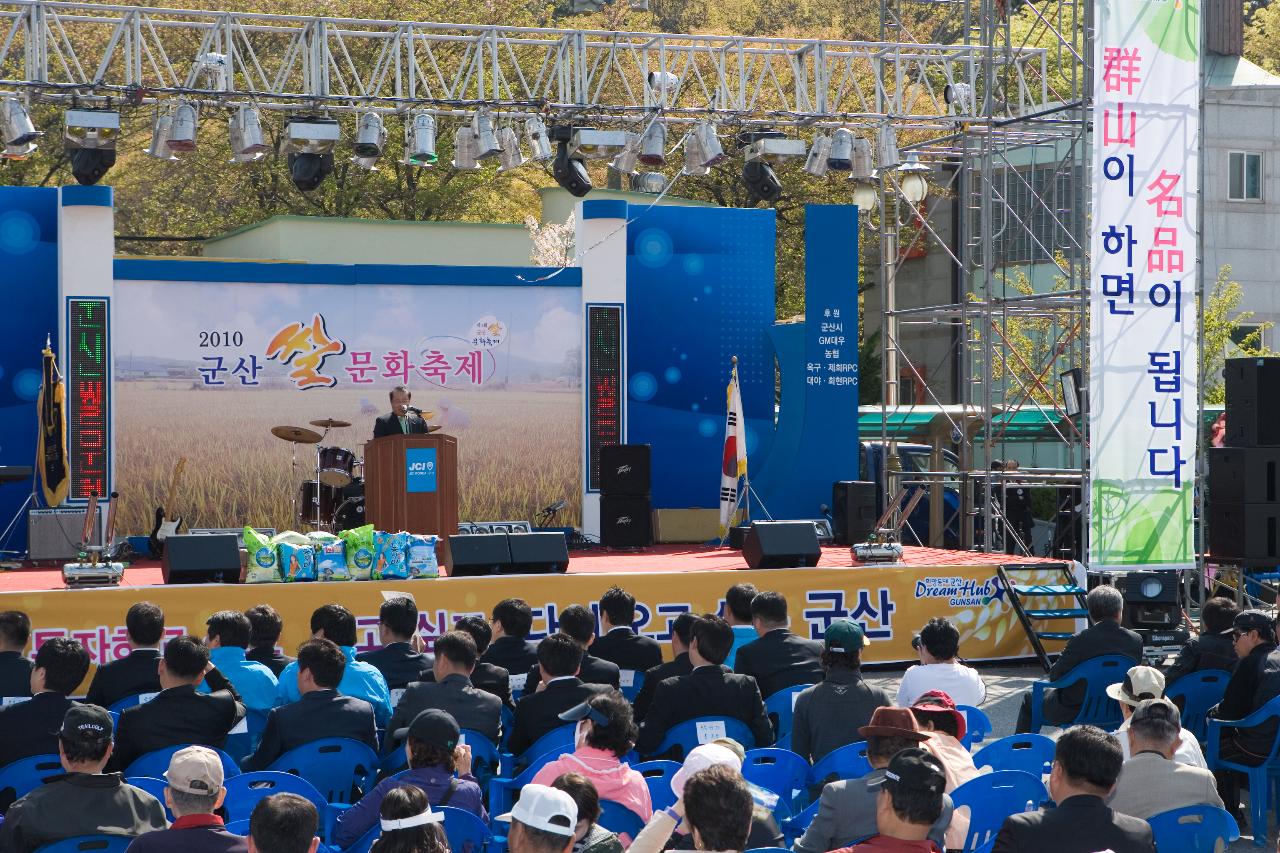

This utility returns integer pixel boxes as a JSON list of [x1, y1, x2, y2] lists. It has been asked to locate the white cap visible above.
[[496, 784, 578, 837], [671, 743, 742, 800]]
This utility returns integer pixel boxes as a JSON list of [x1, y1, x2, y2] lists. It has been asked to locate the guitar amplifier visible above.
[[28, 508, 99, 562]]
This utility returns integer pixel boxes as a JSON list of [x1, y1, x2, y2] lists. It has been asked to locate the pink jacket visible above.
[[531, 746, 654, 822]]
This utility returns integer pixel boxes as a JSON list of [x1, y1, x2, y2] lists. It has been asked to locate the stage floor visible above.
[[4, 544, 1060, 592]]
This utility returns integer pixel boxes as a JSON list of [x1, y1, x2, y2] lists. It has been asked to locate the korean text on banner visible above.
[[1089, 0, 1199, 569]]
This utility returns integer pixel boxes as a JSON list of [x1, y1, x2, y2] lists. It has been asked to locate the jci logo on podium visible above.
[[406, 448, 439, 493]]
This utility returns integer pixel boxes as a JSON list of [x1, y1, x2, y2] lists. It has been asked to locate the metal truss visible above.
[[0, 0, 1059, 127]]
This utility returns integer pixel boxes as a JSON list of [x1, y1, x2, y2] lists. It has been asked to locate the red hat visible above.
[[909, 689, 967, 742]]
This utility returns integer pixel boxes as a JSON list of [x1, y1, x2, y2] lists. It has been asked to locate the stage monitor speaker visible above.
[[1225, 357, 1280, 447], [1208, 447, 1280, 505], [505, 532, 570, 574], [599, 444, 652, 496], [162, 534, 241, 584], [832, 481, 878, 545], [1116, 572, 1183, 630], [742, 521, 821, 570], [600, 495, 653, 548], [448, 533, 512, 577], [1209, 502, 1280, 564]]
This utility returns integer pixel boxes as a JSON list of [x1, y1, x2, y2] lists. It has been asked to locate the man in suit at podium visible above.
[[373, 386, 439, 438]]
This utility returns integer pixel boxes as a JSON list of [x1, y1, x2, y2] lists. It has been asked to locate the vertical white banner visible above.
[[1089, 0, 1200, 568]]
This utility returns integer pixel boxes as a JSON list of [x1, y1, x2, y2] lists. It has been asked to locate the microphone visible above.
[[405, 405, 424, 416]]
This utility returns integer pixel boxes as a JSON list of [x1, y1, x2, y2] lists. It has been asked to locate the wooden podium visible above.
[[364, 434, 459, 556]]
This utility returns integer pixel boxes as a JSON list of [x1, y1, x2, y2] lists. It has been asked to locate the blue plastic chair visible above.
[[124, 776, 174, 821], [950, 770, 1047, 853], [224, 709, 270, 763], [33, 837, 132, 853], [764, 685, 813, 751], [124, 745, 241, 781], [225, 819, 250, 835], [652, 716, 756, 760], [972, 734, 1055, 777], [598, 800, 645, 839], [503, 723, 576, 775], [620, 670, 646, 703], [107, 694, 152, 715], [809, 741, 871, 788], [742, 748, 810, 814], [1029, 654, 1132, 733], [1147, 804, 1241, 853], [958, 705, 993, 749], [0, 753, 64, 805], [500, 705, 514, 750], [440, 804, 493, 853], [266, 737, 380, 805], [489, 749, 560, 820], [223, 771, 329, 823], [744, 848, 793, 853], [634, 760, 681, 811], [780, 801, 820, 845], [461, 729, 501, 793], [1166, 670, 1232, 742], [1206, 692, 1280, 845]]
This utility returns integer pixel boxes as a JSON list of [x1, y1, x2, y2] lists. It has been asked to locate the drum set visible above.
[[271, 419, 366, 531]]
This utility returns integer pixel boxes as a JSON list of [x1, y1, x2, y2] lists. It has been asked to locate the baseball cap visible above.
[[824, 620, 867, 653], [883, 747, 945, 795], [496, 784, 577, 837], [1131, 697, 1182, 729], [59, 704, 113, 741], [1105, 665, 1166, 708], [164, 745, 224, 795], [670, 743, 742, 800], [909, 690, 967, 742], [391, 708, 460, 749], [1234, 610, 1273, 635]]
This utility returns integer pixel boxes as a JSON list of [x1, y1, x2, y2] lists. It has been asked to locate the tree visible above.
[[1245, 0, 1280, 75], [1202, 264, 1274, 404]]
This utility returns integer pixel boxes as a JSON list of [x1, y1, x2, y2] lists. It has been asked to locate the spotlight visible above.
[[1, 97, 41, 147], [646, 71, 678, 96], [404, 111, 437, 166], [288, 151, 333, 191], [827, 128, 853, 171], [744, 133, 807, 163], [64, 109, 119, 185], [682, 131, 708, 176], [525, 116, 553, 162], [944, 82, 975, 114], [848, 136, 874, 180], [553, 140, 591, 197], [610, 132, 640, 174], [877, 124, 900, 170], [228, 105, 268, 163], [803, 133, 831, 177], [742, 159, 783, 203], [71, 148, 116, 186], [693, 121, 726, 166], [167, 100, 198, 152], [631, 171, 666, 193], [452, 125, 479, 170], [349, 154, 379, 171], [851, 177, 879, 212], [569, 127, 629, 160], [3, 141, 36, 161], [353, 111, 386, 158], [496, 126, 525, 172], [472, 110, 499, 159], [195, 52, 230, 91], [639, 120, 666, 166], [145, 108, 179, 161], [284, 116, 340, 191], [897, 152, 930, 205]]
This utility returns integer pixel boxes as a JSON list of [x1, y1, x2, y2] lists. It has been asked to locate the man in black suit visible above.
[[522, 605, 619, 695], [589, 586, 663, 677], [0, 637, 90, 772], [243, 639, 378, 771], [733, 591, 824, 699], [85, 601, 165, 709], [637, 614, 774, 757], [388, 630, 502, 748], [508, 633, 611, 757], [635, 613, 698, 721], [482, 599, 541, 695], [109, 635, 247, 772], [245, 604, 294, 678], [372, 385, 437, 438], [455, 616, 511, 708], [992, 725, 1155, 853], [1164, 596, 1239, 686], [356, 596, 432, 691], [1015, 585, 1143, 732], [0, 611, 33, 699]]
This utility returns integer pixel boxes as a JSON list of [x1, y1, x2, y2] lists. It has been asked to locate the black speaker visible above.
[[832, 481, 878, 545], [600, 445, 652, 496], [162, 534, 240, 584], [448, 533, 512, 577], [1225, 357, 1280, 447], [600, 495, 653, 548], [1117, 572, 1183, 630], [1209, 502, 1280, 564], [742, 521, 821, 570], [505, 532, 570, 574], [1208, 447, 1280, 505]]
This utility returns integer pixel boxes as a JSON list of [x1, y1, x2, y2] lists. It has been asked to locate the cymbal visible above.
[[272, 425, 323, 444], [310, 418, 352, 429]]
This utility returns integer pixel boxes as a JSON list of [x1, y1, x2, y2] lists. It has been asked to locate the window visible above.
[[1231, 323, 1266, 350], [1228, 151, 1262, 201]]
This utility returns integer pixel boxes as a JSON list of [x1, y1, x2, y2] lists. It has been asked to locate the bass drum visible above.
[[334, 477, 366, 531], [298, 480, 341, 528]]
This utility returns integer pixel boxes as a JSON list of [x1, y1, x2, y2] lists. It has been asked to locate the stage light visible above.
[[164, 100, 197, 152], [1, 97, 40, 147], [288, 151, 333, 191], [877, 124, 900, 170], [553, 139, 592, 197], [228, 105, 268, 163], [472, 110, 500, 159], [569, 127, 629, 160], [145, 108, 179, 161], [803, 133, 830, 177], [945, 82, 975, 114], [745, 133, 807, 164], [496, 125, 526, 172], [631, 171, 666, 193], [682, 131, 709, 176], [284, 116, 339, 191], [742, 158, 783, 203], [452, 125, 479, 170], [525, 116, 553, 162], [1059, 368, 1083, 417], [195, 52, 230, 91], [2, 141, 36, 160], [353, 111, 386, 158], [851, 176, 879, 212], [693, 121, 726, 166], [827, 128, 854, 171], [848, 135, 874, 180], [70, 148, 115, 185], [639, 120, 666, 166], [897, 151, 930, 204], [349, 153, 379, 170], [64, 109, 119, 185], [609, 132, 640, 174], [404, 111, 437, 166], [647, 71, 678, 96]]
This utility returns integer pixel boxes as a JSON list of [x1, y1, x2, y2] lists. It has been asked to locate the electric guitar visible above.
[[149, 457, 186, 557]]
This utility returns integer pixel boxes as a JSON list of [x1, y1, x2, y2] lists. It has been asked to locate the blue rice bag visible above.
[[373, 531, 410, 580], [406, 535, 440, 578], [279, 541, 317, 582], [316, 540, 350, 581]]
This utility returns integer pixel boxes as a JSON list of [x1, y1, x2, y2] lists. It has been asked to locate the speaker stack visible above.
[[599, 444, 653, 548], [1210, 358, 1280, 564], [831, 481, 878, 545]]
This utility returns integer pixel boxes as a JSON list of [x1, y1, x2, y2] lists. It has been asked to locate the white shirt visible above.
[[897, 661, 987, 708], [1115, 718, 1207, 768]]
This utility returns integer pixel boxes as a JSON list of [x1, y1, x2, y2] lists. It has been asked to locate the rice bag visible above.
[[316, 539, 350, 581], [341, 524, 377, 580], [373, 531, 410, 580], [307, 530, 340, 544], [406, 534, 440, 578], [278, 541, 317, 582], [243, 527, 280, 584]]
